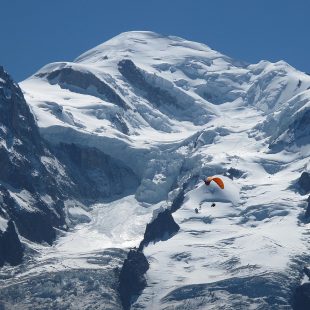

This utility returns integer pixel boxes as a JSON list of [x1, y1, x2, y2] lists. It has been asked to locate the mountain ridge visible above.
[[0, 31, 309, 309]]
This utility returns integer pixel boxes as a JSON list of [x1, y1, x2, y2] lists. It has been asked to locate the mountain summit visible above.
[[0, 31, 309, 309]]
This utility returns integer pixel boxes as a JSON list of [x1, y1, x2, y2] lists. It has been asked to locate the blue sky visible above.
[[2, 0, 309, 81]]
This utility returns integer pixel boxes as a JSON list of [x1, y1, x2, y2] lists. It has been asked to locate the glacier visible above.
[[0, 31, 310, 309]]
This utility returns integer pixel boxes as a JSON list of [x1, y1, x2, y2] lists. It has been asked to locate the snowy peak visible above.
[[1, 31, 310, 309], [19, 31, 310, 187], [74, 31, 219, 64]]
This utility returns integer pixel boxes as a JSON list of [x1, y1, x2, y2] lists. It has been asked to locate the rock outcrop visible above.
[[0, 66, 68, 245], [0, 220, 23, 267], [118, 249, 149, 310], [139, 209, 180, 250], [305, 196, 310, 219], [298, 172, 310, 194], [293, 283, 310, 310]]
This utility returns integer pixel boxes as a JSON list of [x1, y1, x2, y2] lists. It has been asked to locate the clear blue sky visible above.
[[2, 0, 309, 81]]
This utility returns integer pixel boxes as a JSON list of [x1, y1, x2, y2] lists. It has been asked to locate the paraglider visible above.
[[192, 176, 227, 211], [204, 176, 224, 189]]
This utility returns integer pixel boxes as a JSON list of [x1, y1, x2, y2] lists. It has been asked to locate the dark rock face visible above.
[[0, 66, 69, 245], [139, 209, 180, 250], [170, 189, 185, 213], [305, 196, 310, 219], [270, 109, 310, 152], [54, 143, 140, 200], [292, 268, 310, 310], [0, 68, 42, 151], [170, 177, 194, 213], [225, 167, 244, 180], [0, 186, 64, 244], [43, 67, 129, 110], [118, 249, 149, 310], [0, 220, 23, 267], [118, 59, 188, 119], [290, 109, 310, 147], [293, 283, 310, 310], [298, 172, 310, 194], [11, 209, 57, 244]]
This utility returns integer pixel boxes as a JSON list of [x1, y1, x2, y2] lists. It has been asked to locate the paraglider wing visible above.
[[212, 177, 224, 189], [205, 176, 224, 189]]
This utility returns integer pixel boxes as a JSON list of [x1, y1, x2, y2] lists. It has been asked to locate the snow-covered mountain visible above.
[[1, 31, 310, 309]]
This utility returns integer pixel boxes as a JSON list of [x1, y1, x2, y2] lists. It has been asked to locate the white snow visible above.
[[11, 196, 158, 274], [9, 189, 38, 213], [0, 216, 8, 232], [3, 31, 308, 308]]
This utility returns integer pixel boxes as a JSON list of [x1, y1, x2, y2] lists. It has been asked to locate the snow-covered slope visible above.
[[1, 31, 310, 309]]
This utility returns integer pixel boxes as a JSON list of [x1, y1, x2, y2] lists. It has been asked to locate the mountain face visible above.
[[0, 65, 70, 261], [0, 64, 138, 257], [0, 31, 310, 309]]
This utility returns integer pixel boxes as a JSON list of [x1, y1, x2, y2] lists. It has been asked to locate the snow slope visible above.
[[1, 31, 309, 309], [133, 103, 309, 309]]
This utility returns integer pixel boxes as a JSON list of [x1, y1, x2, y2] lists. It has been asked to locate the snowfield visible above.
[[1, 31, 309, 309]]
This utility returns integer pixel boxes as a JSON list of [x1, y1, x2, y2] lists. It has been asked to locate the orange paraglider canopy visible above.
[[204, 176, 224, 189]]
